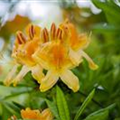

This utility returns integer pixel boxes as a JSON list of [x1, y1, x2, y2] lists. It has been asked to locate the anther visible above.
[[16, 31, 26, 44], [56, 28, 62, 39], [50, 23, 56, 39], [29, 24, 35, 39], [43, 28, 49, 42]]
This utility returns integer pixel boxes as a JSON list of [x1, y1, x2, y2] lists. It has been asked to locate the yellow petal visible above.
[[32, 46, 51, 70], [4, 64, 19, 86], [21, 108, 40, 119], [13, 65, 30, 86], [41, 108, 53, 120], [60, 70, 80, 92], [31, 64, 44, 83], [69, 48, 83, 66], [80, 50, 98, 70], [77, 33, 90, 49], [40, 70, 59, 92]]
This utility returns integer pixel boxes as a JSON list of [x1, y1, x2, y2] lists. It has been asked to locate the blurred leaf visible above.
[[1, 104, 12, 120], [12, 101, 24, 110], [92, 0, 120, 25], [74, 89, 95, 120], [46, 99, 60, 120], [85, 110, 108, 120], [84, 104, 116, 120], [1, 102, 20, 119], [2, 87, 32, 101], [92, 24, 120, 33], [56, 86, 70, 120]]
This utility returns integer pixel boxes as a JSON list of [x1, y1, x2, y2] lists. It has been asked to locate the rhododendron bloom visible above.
[[21, 108, 53, 120], [33, 20, 98, 92], [33, 24, 80, 92], [60, 19, 98, 70], [4, 20, 98, 92], [4, 24, 44, 86], [8, 108, 53, 120]]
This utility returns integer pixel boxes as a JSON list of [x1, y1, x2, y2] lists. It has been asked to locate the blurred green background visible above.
[[0, 0, 120, 120]]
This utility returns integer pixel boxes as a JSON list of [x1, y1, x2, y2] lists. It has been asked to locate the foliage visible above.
[[0, 0, 120, 120]]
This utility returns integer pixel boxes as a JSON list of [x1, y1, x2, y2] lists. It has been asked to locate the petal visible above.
[[69, 48, 83, 66], [40, 70, 59, 92], [21, 108, 40, 119], [4, 64, 19, 86], [60, 70, 80, 92], [32, 45, 51, 70], [77, 33, 90, 50], [41, 108, 53, 120], [13, 65, 30, 86], [79, 50, 98, 70], [31, 64, 44, 83]]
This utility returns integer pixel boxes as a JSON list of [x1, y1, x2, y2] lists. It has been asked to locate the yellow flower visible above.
[[33, 24, 80, 92], [8, 108, 53, 120], [60, 19, 98, 70], [4, 20, 98, 92], [4, 24, 44, 86], [21, 108, 53, 120]]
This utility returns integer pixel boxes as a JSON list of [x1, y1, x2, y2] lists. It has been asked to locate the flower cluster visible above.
[[8, 108, 53, 120], [4, 19, 98, 92]]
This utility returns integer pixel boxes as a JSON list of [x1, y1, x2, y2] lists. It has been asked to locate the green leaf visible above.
[[92, 0, 120, 25], [84, 104, 116, 120], [74, 89, 95, 120], [56, 86, 70, 120], [46, 99, 60, 120], [1, 104, 12, 120], [85, 110, 109, 120], [92, 24, 120, 33]]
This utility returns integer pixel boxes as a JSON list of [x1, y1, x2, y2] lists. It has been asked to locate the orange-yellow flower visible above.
[[8, 108, 53, 120], [60, 19, 98, 70], [4, 24, 44, 86], [4, 20, 98, 92], [21, 108, 53, 120], [33, 24, 80, 92], [33, 20, 98, 92]]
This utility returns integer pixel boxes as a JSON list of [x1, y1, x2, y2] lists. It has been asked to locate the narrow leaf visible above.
[[74, 89, 95, 120], [46, 99, 60, 120], [56, 86, 70, 120], [84, 104, 116, 120]]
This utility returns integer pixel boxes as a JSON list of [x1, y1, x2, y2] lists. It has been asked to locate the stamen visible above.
[[43, 28, 49, 42], [56, 28, 62, 39], [50, 23, 56, 39], [16, 31, 26, 44], [29, 24, 35, 39]]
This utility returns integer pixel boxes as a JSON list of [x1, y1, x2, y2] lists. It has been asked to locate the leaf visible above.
[[74, 89, 95, 120], [46, 99, 60, 120], [84, 110, 109, 120], [84, 104, 116, 120], [12, 101, 25, 109], [1, 102, 21, 120], [2, 88, 32, 100], [1, 104, 12, 120], [92, 24, 120, 33], [92, 0, 120, 25], [56, 86, 70, 120]]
